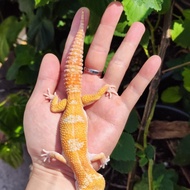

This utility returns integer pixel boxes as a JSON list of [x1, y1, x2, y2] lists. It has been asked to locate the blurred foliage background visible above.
[[0, 0, 190, 189]]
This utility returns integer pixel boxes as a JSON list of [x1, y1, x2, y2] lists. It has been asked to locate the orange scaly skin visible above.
[[42, 10, 117, 190]]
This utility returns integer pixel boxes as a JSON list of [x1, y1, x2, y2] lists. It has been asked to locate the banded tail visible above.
[[64, 11, 85, 93]]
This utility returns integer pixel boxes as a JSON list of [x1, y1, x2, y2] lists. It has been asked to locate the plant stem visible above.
[[154, 14, 161, 31], [148, 159, 154, 190], [162, 61, 190, 73], [146, 19, 157, 55], [135, 143, 144, 151], [175, 2, 183, 14], [143, 95, 158, 148], [143, 47, 150, 58], [138, 0, 174, 145], [143, 14, 160, 58]]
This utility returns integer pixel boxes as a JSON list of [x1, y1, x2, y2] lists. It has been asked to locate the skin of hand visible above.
[[24, 2, 161, 189]]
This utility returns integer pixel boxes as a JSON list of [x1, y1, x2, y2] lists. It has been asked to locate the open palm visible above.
[[24, 1, 161, 176]]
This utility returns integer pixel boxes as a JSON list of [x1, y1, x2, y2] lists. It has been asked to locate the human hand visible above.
[[24, 2, 161, 189]]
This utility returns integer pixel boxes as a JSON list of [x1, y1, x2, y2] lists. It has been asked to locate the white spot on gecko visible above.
[[63, 115, 84, 123], [68, 139, 84, 151], [70, 100, 78, 104]]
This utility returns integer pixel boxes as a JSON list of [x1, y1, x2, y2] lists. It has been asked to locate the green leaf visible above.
[[159, 0, 171, 14], [28, 10, 54, 50], [125, 109, 139, 133], [137, 145, 155, 167], [110, 159, 135, 174], [18, 0, 34, 15], [35, 0, 55, 8], [16, 66, 39, 85], [136, 149, 145, 158], [182, 9, 190, 20], [140, 29, 150, 56], [154, 176, 174, 190], [6, 45, 31, 81], [182, 68, 190, 92], [131, 0, 163, 11], [143, 0, 163, 11], [134, 177, 149, 190], [161, 86, 182, 103], [174, 135, 190, 166], [35, 0, 50, 8], [4, 17, 26, 44], [145, 144, 155, 160], [139, 157, 149, 167], [0, 35, 9, 63], [0, 142, 23, 168], [111, 132, 136, 161], [171, 19, 190, 48], [153, 164, 178, 190], [122, 0, 154, 25], [140, 29, 150, 49], [0, 93, 27, 137], [0, 16, 26, 63], [171, 20, 183, 42], [6, 45, 41, 84], [84, 35, 94, 45], [114, 21, 128, 37], [134, 164, 178, 190], [0, 93, 26, 169]]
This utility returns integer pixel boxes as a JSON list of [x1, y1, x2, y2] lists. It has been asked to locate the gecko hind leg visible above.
[[88, 152, 110, 169], [41, 149, 67, 164]]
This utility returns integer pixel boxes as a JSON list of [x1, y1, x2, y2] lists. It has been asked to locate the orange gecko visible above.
[[41, 10, 117, 190]]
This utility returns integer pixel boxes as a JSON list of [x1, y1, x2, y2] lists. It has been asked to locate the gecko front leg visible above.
[[43, 89, 67, 112], [82, 84, 118, 106]]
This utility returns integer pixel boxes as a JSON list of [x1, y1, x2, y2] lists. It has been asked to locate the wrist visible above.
[[26, 163, 75, 190]]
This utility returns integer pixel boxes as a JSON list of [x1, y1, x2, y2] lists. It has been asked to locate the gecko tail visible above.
[[76, 173, 105, 190]]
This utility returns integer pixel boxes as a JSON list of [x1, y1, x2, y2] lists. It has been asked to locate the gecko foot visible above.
[[43, 88, 56, 101], [41, 149, 52, 162], [88, 152, 110, 169], [41, 149, 67, 164], [100, 155, 110, 169], [105, 85, 118, 99]]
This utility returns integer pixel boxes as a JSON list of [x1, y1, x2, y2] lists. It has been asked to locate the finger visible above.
[[61, 7, 90, 70], [85, 2, 123, 71], [121, 55, 161, 111], [104, 22, 145, 88], [30, 53, 60, 101]]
